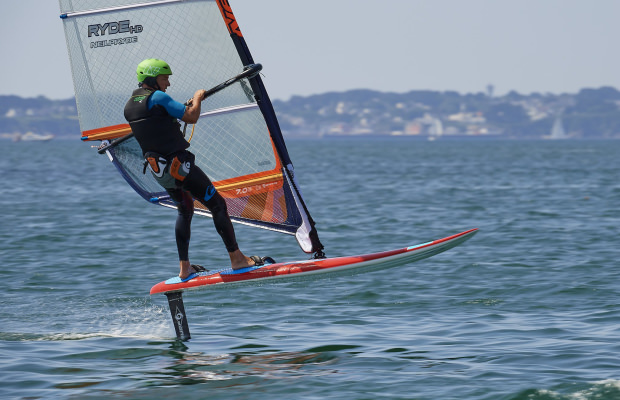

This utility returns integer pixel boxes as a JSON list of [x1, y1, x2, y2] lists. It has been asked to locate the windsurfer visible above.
[[124, 58, 265, 280]]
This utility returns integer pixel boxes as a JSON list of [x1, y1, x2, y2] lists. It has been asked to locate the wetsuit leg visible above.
[[182, 165, 239, 253], [203, 191, 239, 253], [166, 188, 194, 261]]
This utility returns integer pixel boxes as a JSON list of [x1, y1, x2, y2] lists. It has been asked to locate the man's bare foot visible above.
[[179, 260, 197, 280], [229, 249, 256, 270]]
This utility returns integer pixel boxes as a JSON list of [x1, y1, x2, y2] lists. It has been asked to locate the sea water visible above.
[[1, 138, 619, 399]]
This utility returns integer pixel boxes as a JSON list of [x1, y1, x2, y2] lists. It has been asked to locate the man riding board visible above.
[[124, 58, 268, 280]]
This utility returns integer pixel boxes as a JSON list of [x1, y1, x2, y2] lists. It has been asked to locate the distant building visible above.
[[487, 84, 494, 98]]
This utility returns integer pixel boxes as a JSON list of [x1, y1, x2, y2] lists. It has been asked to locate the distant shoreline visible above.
[[3, 86, 620, 139]]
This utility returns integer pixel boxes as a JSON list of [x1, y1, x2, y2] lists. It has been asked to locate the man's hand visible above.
[[195, 89, 207, 101], [181, 89, 206, 124], [185, 90, 207, 107], [180, 64, 262, 125]]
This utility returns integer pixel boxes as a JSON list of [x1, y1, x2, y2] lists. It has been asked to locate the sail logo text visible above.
[[88, 20, 143, 37], [91, 37, 138, 48], [235, 181, 279, 196]]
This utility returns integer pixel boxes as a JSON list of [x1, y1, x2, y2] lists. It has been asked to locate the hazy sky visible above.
[[2, 0, 619, 100]]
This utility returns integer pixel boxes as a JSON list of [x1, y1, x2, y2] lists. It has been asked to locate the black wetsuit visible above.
[[124, 88, 239, 260]]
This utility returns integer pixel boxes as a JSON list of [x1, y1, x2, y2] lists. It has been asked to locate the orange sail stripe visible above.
[[241, 192, 267, 220], [81, 124, 132, 141], [261, 190, 275, 222], [216, 172, 284, 198], [193, 191, 286, 224], [216, 0, 243, 37], [277, 192, 287, 220], [214, 137, 284, 198]]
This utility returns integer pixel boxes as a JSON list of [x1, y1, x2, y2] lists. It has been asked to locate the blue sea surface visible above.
[[1, 138, 619, 399]]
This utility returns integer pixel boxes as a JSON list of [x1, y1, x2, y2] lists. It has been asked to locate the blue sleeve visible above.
[[147, 91, 186, 119]]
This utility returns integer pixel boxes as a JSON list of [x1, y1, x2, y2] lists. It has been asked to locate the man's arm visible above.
[[149, 91, 186, 120], [181, 90, 207, 124]]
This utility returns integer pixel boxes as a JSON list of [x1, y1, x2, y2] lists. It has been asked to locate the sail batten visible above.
[[199, 103, 258, 118], [61, 0, 324, 254], [60, 0, 197, 18]]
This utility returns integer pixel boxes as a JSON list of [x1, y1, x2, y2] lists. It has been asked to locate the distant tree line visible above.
[[272, 86, 620, 138], [2, 87, 620, 139]]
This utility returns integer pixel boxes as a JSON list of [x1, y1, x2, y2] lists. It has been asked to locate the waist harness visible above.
[[143, 151, 194, 190]]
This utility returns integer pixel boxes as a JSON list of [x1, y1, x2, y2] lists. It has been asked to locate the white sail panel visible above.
[[61, 0, 247, 131], [60, 0, 325, 255]]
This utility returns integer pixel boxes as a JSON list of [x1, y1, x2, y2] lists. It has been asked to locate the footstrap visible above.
[[249, 256, 264, 266], [190, 264, 208, 272], [249, 256, 276, 266]]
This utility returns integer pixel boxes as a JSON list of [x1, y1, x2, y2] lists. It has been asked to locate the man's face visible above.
[[155, 74, 171, 92]]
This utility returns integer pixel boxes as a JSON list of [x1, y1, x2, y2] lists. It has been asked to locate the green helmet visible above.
[[136, 58, 172, 83]]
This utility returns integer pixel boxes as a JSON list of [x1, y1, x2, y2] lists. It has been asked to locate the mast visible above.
[[216, 1, 325, 257]]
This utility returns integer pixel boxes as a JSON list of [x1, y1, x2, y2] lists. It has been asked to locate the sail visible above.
[[59, 0, 324, 255], [549, 115, 567, 139]]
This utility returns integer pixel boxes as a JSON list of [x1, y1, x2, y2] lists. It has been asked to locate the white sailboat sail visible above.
[[549, 115, 567, 139], [59, 0, 324, 256]]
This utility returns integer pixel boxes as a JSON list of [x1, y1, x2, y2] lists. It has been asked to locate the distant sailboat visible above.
[[14, 132, 55, 142], [546, 115, 568, 140], [427, 118, 443, 141]]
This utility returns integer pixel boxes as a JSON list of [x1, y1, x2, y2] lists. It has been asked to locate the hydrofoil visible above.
[[151, 229, 477, 340]]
